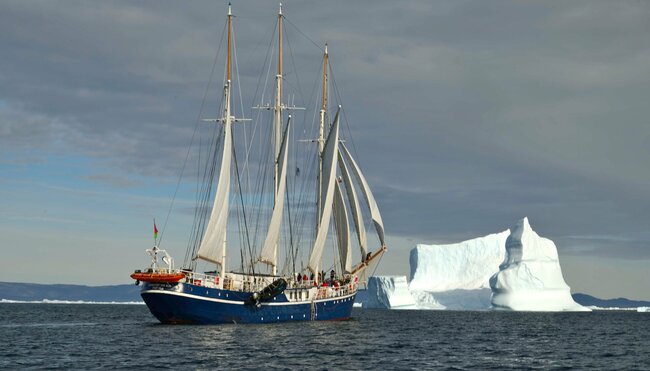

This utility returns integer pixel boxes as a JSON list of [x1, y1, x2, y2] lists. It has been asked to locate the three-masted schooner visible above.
[[131, 4, 386, 324]]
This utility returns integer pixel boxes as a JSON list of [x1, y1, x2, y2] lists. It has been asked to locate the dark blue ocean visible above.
[[1, 303, 648, 370]]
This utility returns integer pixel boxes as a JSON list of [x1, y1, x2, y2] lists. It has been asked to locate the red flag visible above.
[[154, 222, 158, 239]]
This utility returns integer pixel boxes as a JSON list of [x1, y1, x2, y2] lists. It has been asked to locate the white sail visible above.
[[340, 143, 385, 247], [333, 181, 352, 273], [259, 118, 291, 266], [195, 108, 232, 265], [338, 151, 367, 258], [308, 109, 340, 274]]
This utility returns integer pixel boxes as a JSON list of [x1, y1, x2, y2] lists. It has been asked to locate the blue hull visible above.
[[140, 283, 356, 324]]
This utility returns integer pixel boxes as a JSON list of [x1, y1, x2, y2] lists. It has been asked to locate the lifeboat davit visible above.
[[131, 271, 186, 283]]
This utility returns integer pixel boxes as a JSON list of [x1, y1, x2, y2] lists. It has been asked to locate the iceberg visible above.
[[362, 276, 418, 309], [489, 217, 589, 312], [407, 231, 509, 309], [409, 231, 509, 292], [360, 217, 589, 311]]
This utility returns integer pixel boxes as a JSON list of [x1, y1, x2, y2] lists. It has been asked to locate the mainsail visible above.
[[194, 89, 232, 265], [340, 142, 385, 247], [259, 118, 291, 266], [333, 181, 352, 273], [308, 109, 340, 273]]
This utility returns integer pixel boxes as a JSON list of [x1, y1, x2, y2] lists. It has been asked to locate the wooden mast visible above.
[[227, 3, 232, 82], [315, 44, 328, 283], [271, 3, 284, 276], [317, 44, 328, 224], [221, 2, 234, 281]]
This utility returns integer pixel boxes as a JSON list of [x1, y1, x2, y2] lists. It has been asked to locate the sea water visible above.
[[1, 303, 648, 369]]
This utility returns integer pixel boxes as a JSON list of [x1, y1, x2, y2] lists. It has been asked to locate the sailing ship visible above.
[[131, 3, 386, 324]]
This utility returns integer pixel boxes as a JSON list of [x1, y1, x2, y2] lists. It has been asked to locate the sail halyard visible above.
[[194, 4, 235, 272], [259, 116, 291, 267], [340, 142, 386, 247], [308, 108, 340, 275], [338, 151, 367, 258]]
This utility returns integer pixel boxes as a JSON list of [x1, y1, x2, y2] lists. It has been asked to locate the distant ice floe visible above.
[[358, 217, 590, 312], [587, 306, 638, 311], [0, 299, 144, 305]]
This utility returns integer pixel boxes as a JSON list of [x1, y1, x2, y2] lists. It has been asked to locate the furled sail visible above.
[[195, 107, 232, 265], [338, 151, 367, 257], [333, 181, 352, 273], [308, 109, 340, 274], [259, 118, 291, 266], [340, 143, 385, 247]]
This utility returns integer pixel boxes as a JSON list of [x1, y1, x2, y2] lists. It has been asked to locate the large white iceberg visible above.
[[360, 217, 588, 311], [362, 276, 418, 309], [489, 217, 589, 312]]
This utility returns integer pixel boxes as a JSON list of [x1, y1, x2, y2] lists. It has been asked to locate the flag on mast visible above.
[[154, 220, 158, 241]]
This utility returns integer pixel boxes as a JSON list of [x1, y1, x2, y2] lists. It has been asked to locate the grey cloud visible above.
[[1, 0, 649, 295]]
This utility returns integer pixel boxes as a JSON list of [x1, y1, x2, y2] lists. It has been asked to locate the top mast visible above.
[[274, 4, 283, 194], [317, 44, 328, 225], [227, 3, 232, 82]]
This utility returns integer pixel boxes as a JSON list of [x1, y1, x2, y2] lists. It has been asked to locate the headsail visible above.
[[340, 142, 385, 247], [338, 151, 367, 257], [333, 181, 352, 273], [259, 117, 291, 267], [308, 108, 340, 274]]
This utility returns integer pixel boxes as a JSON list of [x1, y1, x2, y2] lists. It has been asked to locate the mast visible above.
[[220, 2, 234, 280], [194, 3, 234, 278], [272, 3, 284, 276], [318, 44, 328, 223], [314, 43, 328, 281]]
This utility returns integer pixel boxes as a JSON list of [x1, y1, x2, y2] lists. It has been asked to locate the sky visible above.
[[1, 0, 649, 300]]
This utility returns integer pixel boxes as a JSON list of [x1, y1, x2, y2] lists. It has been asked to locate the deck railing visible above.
[[146, 268, 358, 300]]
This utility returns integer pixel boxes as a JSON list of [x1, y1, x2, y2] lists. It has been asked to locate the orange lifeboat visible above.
[[131, 271, 186, 283]]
